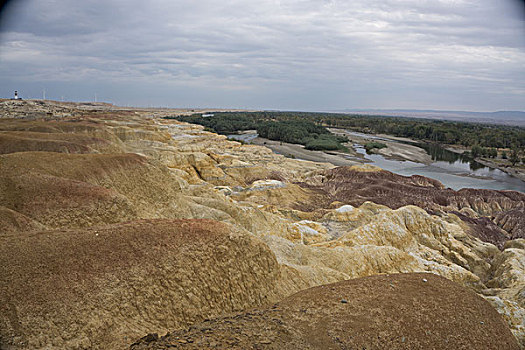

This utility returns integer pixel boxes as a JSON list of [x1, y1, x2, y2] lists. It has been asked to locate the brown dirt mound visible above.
[[0, 206, 45, 234], [0, 118, 106, 134], [0, 118, 126, 147], [0, 219, 281, 349], [0, 131, 121, 154], [0, 133, 93, 154], [130, 273, 519, 350], [0, 152, 187, 229]]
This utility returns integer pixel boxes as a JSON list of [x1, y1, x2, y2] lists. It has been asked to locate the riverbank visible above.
[[444, 145, 525, 182], [229, 129, 524, 191], [334, 127, 525, 185], [328, 128, 432, 164], [477, 159, 525, 182], [249, 136, 362, 167]]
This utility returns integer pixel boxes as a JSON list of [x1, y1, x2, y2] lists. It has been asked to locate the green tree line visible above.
[[165, 111, 525, 153], [167, 113, 348, 151]]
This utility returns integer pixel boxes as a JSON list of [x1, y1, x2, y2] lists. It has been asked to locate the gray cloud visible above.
[[0, 0, 524, 110]]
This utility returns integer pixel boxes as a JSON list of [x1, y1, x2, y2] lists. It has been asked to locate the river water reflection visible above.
[[352, 141, 525, 192], [229, 131, 525, 192]]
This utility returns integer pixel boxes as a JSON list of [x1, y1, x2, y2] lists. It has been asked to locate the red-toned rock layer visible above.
[[297, 167, 525, 248]]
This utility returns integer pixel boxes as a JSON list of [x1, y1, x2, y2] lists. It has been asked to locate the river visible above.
[[228, 131, 525, 192], [346, 132, 525, 192]]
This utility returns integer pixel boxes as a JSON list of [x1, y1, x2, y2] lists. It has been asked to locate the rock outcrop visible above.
[[0, 100, 523, 348], [295, 166, 525, 248]]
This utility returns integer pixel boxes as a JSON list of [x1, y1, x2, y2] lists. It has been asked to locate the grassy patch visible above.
[[364, 141, 387, 153]]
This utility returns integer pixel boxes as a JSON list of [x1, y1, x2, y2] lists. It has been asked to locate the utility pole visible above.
[[94, 93, 97, 102], [42, 88, 46, 100]]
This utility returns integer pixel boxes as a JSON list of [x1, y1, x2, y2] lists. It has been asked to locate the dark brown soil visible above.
[[0, 219, 281, 349], [130, 273, 519, 350]]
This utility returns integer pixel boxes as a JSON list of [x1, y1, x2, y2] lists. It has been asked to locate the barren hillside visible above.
[[0, 100, 523, 349], [131, 273, 519, 350]]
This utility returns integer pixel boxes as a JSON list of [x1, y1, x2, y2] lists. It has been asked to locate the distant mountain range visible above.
[[335, 109, 525, 127]]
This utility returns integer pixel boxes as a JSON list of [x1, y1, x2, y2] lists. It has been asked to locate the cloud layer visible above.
[[1, 0, 524, 110]]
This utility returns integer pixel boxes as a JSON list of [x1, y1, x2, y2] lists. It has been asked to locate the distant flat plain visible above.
[[334, 109, 525, 127]]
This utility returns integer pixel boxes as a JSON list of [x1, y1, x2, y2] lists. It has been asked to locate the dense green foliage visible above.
[[321, 114, 525, 149], [510, 147, 520, 165], [470, 145, 498, 158], [256, 120, 330, 145], [168, 112, 348, 151], [165, 111, 525, 153], [304, 135, 346, 151]]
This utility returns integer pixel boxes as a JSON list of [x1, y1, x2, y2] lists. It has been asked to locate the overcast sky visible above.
[[0, 0, 524, 111]]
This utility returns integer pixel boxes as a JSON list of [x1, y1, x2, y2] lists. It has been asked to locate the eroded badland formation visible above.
[[0, 99, 524, 349]]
